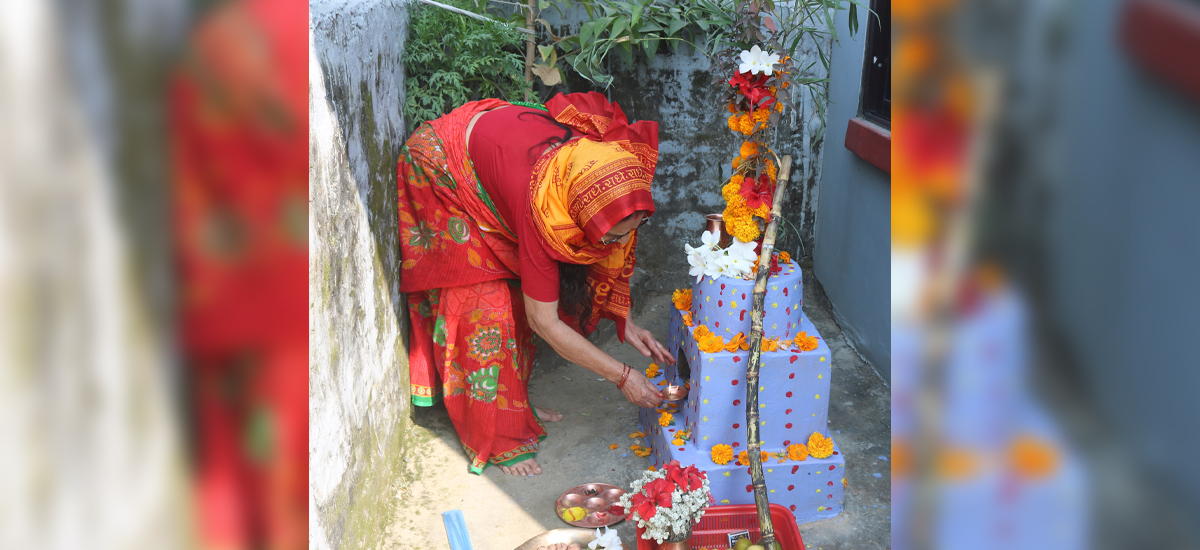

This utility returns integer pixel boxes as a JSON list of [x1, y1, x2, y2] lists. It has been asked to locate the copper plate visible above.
[[555, 482, 628, 528], [513, 528, 602, 550]]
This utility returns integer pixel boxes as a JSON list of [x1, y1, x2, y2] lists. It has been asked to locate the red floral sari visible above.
[[398, 93, 658, 473]]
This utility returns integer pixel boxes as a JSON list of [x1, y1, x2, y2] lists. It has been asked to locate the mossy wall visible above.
[[309, 1, 413, 548]]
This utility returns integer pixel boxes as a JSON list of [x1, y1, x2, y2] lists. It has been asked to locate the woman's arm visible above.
[[523, 294, 663, 409], [624, 316, 676, 366]]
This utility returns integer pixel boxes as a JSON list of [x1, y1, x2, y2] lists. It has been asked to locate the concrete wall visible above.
[[308, 1, 413, 548], [1048, 0, 1200, 518], [812, 5, 891, 381]]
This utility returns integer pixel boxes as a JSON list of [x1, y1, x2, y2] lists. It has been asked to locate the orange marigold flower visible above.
[[766, 159, 778, 181], [698, 333, 725, 353], [609, 443, 620, 450], [763, 337, 780, 352], [739, 114, 755, 135], [724, 210, 762, 242], [737, 450, 749, 465], [645, 363, 660, 378], [753, 108, 771, 123], [658, 412, 673, 427], [693, 324, 712, 341], [672, 288, 692, 311], [634, 445, 652, 457], [724, 332, 746, 352], [727, 103, 737, 113], [808, 432, 834, 459], [727, 113, 740, 132], [795, 331, 818, 352], [681, 312, 694, 327], [762, 451, 770, 463], [711, 444, 734, 465], [778, 251, 791, 263], [775, 100, 784, 111], [672, 438, 685, 446], [787, 443, 809, 461], [1008, 435, 1060, 479], [740, 141, 759, 158], [724, 178, 743, 202]]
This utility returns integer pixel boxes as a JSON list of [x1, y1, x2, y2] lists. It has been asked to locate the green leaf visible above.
[[611, 16, 629, 39], [538, 44, 554, 62], [849, 3, 859, 36], [643, 36, 659, 61], [638, 21, 664, 33], [539, 0, 550, 10], [580, 21, 596, 47], [615, 41, 634, 66], [666, 17, 687, 36]]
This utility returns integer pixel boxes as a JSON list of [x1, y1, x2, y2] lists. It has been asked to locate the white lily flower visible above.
[[589, 526, 623, 550], [738, 45, 780, 75]]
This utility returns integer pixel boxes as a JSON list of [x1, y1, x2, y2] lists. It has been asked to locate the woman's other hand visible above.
[[619, 369, 663, 409], [625, 318, 675, 365]]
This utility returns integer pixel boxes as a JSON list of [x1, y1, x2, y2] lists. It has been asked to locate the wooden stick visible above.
[[523, 0, 536, 101], [745, 155, 792, 550]]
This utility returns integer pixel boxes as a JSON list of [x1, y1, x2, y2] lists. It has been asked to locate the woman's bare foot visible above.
[[535, 406, 563, 422], [536, 544, 580, 550], [497, 457, 543, 476]]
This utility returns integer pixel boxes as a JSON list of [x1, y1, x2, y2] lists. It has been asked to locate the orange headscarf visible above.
[[532, 92, 659, 337]]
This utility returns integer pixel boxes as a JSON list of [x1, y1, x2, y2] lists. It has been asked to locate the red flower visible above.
[[729, 72, 775, 109], [739, 172, 775, 211], [669, 464, 707, 492], [631, 477, 675, 520]]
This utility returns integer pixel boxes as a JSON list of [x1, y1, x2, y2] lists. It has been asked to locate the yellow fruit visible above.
[[734, 538, 753, 550], [560, 506, 587, 522]]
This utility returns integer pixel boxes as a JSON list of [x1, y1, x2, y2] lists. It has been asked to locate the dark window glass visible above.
[[860, 0, 891, 128]]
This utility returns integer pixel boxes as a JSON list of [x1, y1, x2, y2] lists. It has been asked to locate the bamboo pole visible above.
[[745, 155, 792, 550], [523, 0, 536, 101]]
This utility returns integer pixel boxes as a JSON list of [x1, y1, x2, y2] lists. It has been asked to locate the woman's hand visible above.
[[625, 318, 675, 365], [619, 369, 663, 409]]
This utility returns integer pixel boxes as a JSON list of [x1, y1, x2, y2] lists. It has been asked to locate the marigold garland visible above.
[[672, 288, 693, 311], [787, 443, 808, 461], [711, 444, 734, 465], [807, 432, 834, 459]]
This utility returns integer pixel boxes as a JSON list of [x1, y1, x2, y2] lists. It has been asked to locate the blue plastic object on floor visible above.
[[442, 509, 473, 550]]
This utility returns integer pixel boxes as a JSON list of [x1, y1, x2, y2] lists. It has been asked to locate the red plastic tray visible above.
[[634, 504, 806, 550]]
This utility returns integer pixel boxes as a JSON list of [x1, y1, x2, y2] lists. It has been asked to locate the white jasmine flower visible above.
[[739, 45, 780, 75], [703, 253, 730, 280], [685, 243, 712, 283], [699, 230, 720, 249], [727, 238, 759, 263], [589, 526, 623, 550]]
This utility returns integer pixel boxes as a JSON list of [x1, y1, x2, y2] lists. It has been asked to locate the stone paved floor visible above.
[[382, 265, 891, 550]]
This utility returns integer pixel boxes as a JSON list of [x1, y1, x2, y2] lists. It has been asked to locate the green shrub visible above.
[[403, 0, 530, 133]]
